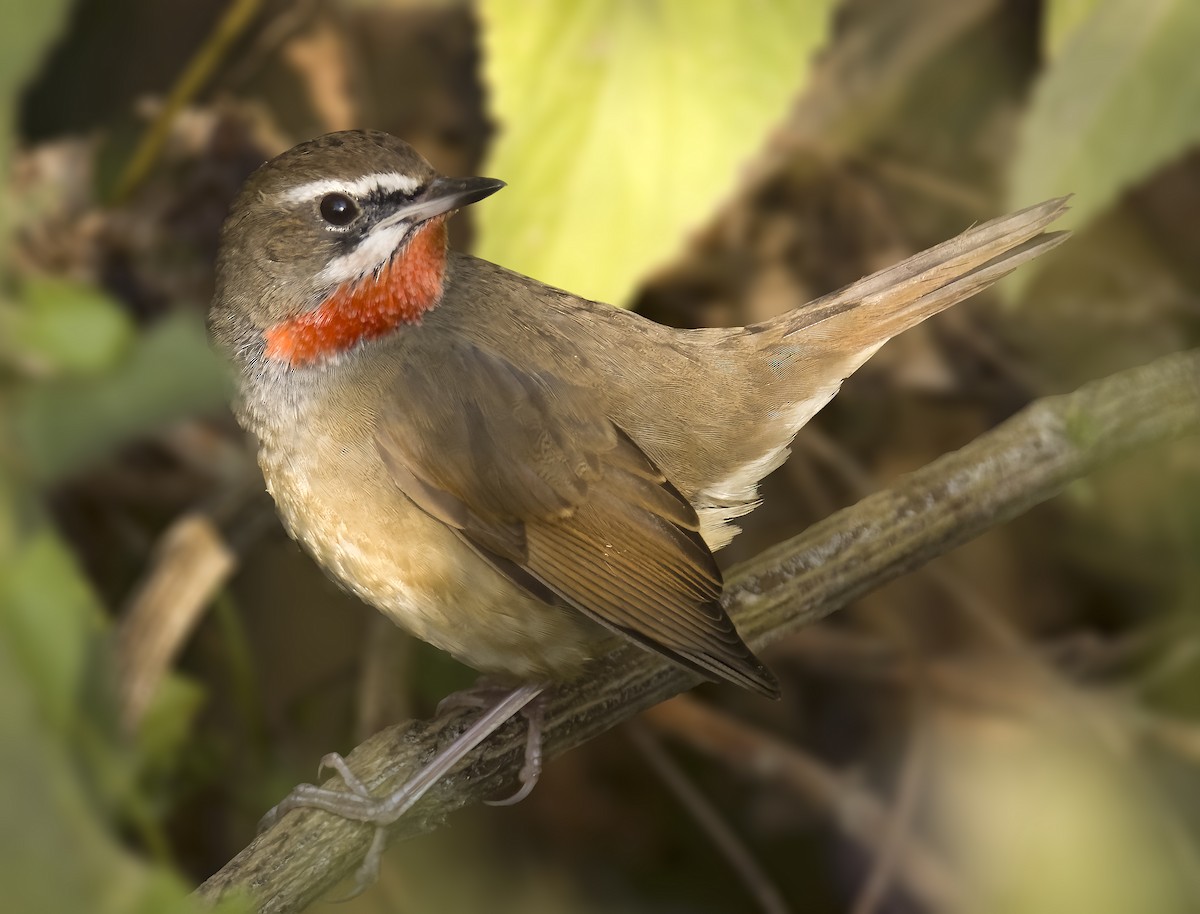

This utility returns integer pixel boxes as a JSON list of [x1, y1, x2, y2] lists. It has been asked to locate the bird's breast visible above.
[[237, 357, 603, 681]]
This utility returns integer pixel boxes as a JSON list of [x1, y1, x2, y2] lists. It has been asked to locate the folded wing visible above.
[[375, 339, 778, 697]]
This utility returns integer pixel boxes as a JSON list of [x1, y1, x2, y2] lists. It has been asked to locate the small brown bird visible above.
[[210, 130, 1066, 873]]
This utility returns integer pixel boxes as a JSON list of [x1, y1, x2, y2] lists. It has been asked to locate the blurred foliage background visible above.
[[1, 0, 1199, 912]]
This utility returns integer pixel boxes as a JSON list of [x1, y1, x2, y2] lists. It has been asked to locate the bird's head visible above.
[[210, 130, 504, 367]]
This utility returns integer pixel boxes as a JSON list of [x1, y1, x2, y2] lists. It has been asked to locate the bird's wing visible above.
[[375, 338, 777, 697]]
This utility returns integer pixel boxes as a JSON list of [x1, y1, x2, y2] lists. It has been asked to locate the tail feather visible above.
[[879, 230, 1069, 338], [777, 196, 1071, 346], [695, 198, 1070, 550]]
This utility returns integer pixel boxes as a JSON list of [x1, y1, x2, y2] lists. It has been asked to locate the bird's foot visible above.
[[258, 683, 546, 895]]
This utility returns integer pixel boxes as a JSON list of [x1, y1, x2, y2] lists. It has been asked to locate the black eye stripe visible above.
[[365, 186, 423, 207], [310, 184, 425, 233]]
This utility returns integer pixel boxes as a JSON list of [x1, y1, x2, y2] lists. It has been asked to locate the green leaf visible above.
[[0, 635, 249, 914], [1, 278, 136, 377], [0, 482, 243, 912], [0, 1, 72, 113], [0, 517, 105, 733], [1010, 0, 1200, 280], [9, 310, 232, 484], [137, 672, 206, 780], [0, 0, 73, 250], [476, 0, 833, 306]]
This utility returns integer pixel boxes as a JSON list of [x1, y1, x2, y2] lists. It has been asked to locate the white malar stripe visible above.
[[277, 171, 422, 205], [315, 220, 412, 286]]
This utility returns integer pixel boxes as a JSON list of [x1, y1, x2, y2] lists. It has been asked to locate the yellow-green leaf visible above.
[[1011, 0, 1200, 260], [1043, 0, 1104, 57], [477, 0, 833, 306]]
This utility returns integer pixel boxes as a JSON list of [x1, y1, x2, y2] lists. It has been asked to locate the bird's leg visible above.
[[485, 693, 545, 806], [259, 683, 545, 893], [435, 680, 548, 805]]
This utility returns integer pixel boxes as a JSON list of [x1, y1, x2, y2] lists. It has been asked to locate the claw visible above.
[[319, 752, 370, 796], [486, 772, 538, 807]]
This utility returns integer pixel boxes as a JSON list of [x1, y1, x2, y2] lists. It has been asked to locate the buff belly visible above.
[[258, 441, 606, 682]]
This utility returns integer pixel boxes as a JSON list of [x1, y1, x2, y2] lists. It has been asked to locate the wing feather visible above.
[[376, 338, 778, 697]]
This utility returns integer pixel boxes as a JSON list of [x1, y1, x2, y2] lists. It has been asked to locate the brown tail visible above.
[[693, 198, 1069, 551], [774, 196, 1070, 349]]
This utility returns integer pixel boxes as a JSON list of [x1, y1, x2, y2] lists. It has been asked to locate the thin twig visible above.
[[629, 722, 791, 914], [195, 349, 1200, 913], [112, 0, 265, 202], [645, 696, 963, 913], [850, 711, 932, 914]]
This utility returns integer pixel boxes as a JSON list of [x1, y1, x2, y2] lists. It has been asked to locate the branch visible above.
[[196, 349, 1200, 912], [116, 513, 236, 730]]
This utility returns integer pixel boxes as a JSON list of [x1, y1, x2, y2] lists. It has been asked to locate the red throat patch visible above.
[[264, 217, 448, 366]]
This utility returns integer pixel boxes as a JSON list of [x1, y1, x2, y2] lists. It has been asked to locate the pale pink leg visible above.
[[259, 683, 545, 895], [486, 694, 545, 806]]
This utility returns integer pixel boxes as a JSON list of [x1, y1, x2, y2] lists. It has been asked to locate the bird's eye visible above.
[[319, 193, 358, 226]]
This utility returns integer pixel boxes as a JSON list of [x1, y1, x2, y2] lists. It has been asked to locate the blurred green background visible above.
[[2, 0, 1199, 912]]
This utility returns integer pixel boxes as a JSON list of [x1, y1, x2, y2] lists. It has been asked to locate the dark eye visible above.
[[319, 193, 358, 226]]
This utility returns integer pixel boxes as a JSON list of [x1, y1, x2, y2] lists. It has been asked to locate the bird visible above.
[[209, 129, 1067, 881]]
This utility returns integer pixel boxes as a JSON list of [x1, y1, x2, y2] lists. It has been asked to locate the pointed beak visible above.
[[386, 175, 506, 226]]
